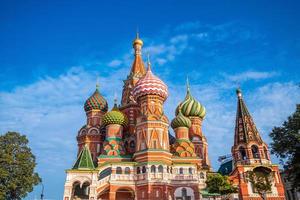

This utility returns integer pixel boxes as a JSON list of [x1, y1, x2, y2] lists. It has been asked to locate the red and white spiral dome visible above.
[[132, 65, 168, 101]]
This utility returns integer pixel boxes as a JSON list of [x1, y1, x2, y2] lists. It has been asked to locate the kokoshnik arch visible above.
[[63, 34, 285, 200]]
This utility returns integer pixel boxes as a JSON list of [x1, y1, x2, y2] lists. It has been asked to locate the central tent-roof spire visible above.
[[130, 32, 146, 76]]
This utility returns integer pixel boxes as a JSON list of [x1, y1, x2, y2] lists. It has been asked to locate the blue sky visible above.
[[0, 0, 300, 199]]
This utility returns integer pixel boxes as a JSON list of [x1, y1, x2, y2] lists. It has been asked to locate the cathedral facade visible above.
[[63, 35, 285, 200]]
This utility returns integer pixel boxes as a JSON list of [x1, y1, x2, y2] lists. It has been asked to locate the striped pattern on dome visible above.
[[176, 89, 206, 118], [84, 89, 108, 112], [171, 111, 192, 129], [132, 66, 168, 100]]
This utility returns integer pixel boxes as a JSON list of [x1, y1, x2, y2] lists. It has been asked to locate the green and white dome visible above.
[[175, 82, 206, 119], [171, 110, 192, 129], [103, 103, 128, 126]]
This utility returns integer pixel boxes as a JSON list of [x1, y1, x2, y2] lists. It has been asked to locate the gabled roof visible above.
[[72, 145, 95, 170], [234, 88, 263, 145]]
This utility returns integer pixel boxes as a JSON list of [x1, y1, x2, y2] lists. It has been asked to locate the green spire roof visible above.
[[72, 145, 95, 170]]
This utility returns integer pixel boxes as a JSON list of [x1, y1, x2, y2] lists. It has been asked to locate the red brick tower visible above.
[[230, 88, 285, 200]]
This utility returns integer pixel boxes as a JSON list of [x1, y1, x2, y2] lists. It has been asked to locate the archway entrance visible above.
[[115, 188, 134, 200]]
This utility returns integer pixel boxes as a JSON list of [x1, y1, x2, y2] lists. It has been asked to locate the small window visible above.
[[158, 165, 163, 173], [188, 167, 193, 174], [151, 165, 156, 173], [179, 168, 184, 174], [239, 146, 247, 160], [137, 167, 140, 174], [116, 167, 122, 174], [125, 167, 130, 174], [251, 145, 260, 158], [142, 166, 146, 173]]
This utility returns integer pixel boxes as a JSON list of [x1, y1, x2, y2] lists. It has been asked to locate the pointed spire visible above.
[[186, 76, 191, 94], [72, 145, 95, 170], [136, 27, 139, 39], [236, 87, 242, 98], [96, 76, 100, 91], [113, 93, 118, 110], [130, 31, 146, 75], [234, 88, 262, 145], [147, 53, 152, 72]]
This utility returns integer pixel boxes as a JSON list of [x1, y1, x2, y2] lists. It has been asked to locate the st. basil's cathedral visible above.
[[63, 34, 285, 200]]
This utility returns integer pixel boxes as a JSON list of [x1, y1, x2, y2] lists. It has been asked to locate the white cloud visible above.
[[108, 59, 122, 67], [224, 71, 279, 83]]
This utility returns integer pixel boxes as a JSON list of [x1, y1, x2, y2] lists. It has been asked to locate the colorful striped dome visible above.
[[175, 84, 206, 119], [102, 104, 128, 126], [84, 88, 108, 112], [171, 110, 192, 129], [132, 64, 168, 101]]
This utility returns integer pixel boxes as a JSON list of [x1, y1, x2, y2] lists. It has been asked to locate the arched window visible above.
[[239, 146, 247, 160], [142, 166, 146, 173], [251, 145, 260, 158], [116, 167, 122, 174], [264, 147, 269, 160], [137, 167, 141, 174], [188, 167, 193, 174], [179, 168, 184, 174], [167, 166, 169, 173], [125, 167, 130, 174], [73, 181, 90, 199], [158, 165, 163, 173], [124, 141, 128, 149], [151, 165, 156, 173], [200, 172, 204, 179]]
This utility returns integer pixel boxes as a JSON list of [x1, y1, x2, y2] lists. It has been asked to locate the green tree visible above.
[[247, 167, 272, 200], [269, 104, 300, 189], [0, 132, 41, 200], [206, 173, 237, 199]]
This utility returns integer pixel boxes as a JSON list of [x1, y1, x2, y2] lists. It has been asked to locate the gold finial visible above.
[[133, 29, 143, 47], [236, 87, 242, 98]]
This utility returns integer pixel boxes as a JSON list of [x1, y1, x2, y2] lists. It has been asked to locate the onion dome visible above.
[[175, 79, 206, 118], [132, 57, 168, 101], [132, 31, 143, 47], [171, 110, 192, 129], [84, 85, 108, 112], [102, 102, 128, 126]]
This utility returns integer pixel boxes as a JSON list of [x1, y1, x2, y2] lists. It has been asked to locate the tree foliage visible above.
[[247, 168, 272, 200], [269, 104, 300, 189], [205, 173, 237, 196], [0, 132, 41, 200]]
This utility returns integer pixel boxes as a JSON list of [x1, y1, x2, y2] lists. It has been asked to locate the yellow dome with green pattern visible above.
[[171, 110, 192, 129], [175, 81, 206, 119], [103, 103, 128, 126]]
